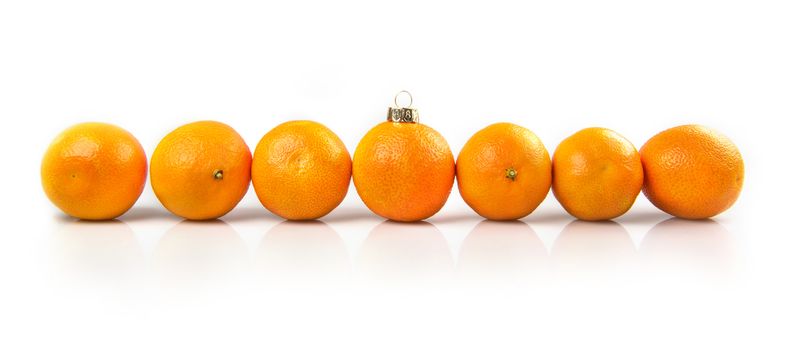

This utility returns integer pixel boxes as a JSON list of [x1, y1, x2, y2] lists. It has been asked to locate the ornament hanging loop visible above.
[[388, 90, 419, 123], [394, 90, 413, 108]]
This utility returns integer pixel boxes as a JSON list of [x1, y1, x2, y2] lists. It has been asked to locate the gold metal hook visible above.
[[388, 90, 419, 123]]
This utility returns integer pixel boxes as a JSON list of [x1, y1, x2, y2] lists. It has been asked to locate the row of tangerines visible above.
[[41, 116, 744, 222]]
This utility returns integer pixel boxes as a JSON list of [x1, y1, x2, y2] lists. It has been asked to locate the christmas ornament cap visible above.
[[387, 90, 419, 123]]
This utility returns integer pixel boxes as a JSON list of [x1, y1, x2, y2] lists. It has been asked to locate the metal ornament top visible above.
[[387, 90, 419, 123]]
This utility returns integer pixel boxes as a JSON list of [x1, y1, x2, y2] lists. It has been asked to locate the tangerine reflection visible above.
[[152, 220, 249, 287], [552, 220, 637, 283], [457, 220, 548, 285], [640, 218, 735, 283], [51, 220, 144, 287], [256, 220, 351, 285], [357, 220, 453, 286]]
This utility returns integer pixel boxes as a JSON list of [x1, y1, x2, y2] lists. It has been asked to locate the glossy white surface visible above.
[[1, 0, 786, 349]]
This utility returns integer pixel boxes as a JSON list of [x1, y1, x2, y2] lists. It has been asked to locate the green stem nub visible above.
[[213, 169, 224, 180], [505, 167, 517, 181]]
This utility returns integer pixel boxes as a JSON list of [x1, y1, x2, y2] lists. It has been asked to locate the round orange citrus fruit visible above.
[[41, 122, 147, 220], [456, 122, 551, 220], [640, 124, 744, 219], [251, 120, 352, 220], [552, 127, 643, 221], [353, 121, 454, 222], [150, 121, 252, 220]]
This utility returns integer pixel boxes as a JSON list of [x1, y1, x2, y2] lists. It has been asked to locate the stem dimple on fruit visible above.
[[505, 167, 517, 181], [213, 169, 224, 180]]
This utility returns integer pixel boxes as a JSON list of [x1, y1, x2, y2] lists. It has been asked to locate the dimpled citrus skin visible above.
[[252, 120, 352, 220], [41, 122, 147, 220], [552, 127, 643, 221], [456, 123, 551, 220], [353, 121, 455, 222], [150, 121, 252, 220], [640, 124, 744, 219]]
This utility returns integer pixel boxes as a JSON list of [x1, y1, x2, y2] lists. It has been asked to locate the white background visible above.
[[1, 0, 786, 349]]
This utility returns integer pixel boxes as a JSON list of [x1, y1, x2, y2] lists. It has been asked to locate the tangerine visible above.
[[252, 120, 351, 220], [353, 121, 454, 222], [640, 124, 744, 219], [41, 122, 147, 220], [456, 123, 551, 220], [552, 127, 643, 221], [150, 121, 252, 220]]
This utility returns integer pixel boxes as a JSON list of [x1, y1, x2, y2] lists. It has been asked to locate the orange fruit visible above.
[[640, 124, 744, 219], [251, 120, 351, 220], [41, 122, 147, 220], [456, 122, 551, 220], [552, 127, 643, 221], [150, 121, 251, 220], [353, 121, 454, 222]]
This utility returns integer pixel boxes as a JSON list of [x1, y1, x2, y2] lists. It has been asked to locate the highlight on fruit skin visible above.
[[353, 121, 455, 222], [456, 122, 552, 220], [251, 120, 352, 221], [150, 120, 252, 221], [552, 127, 643, 221], [41, 122, 148, 220], [640, 124, 744, 219]]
